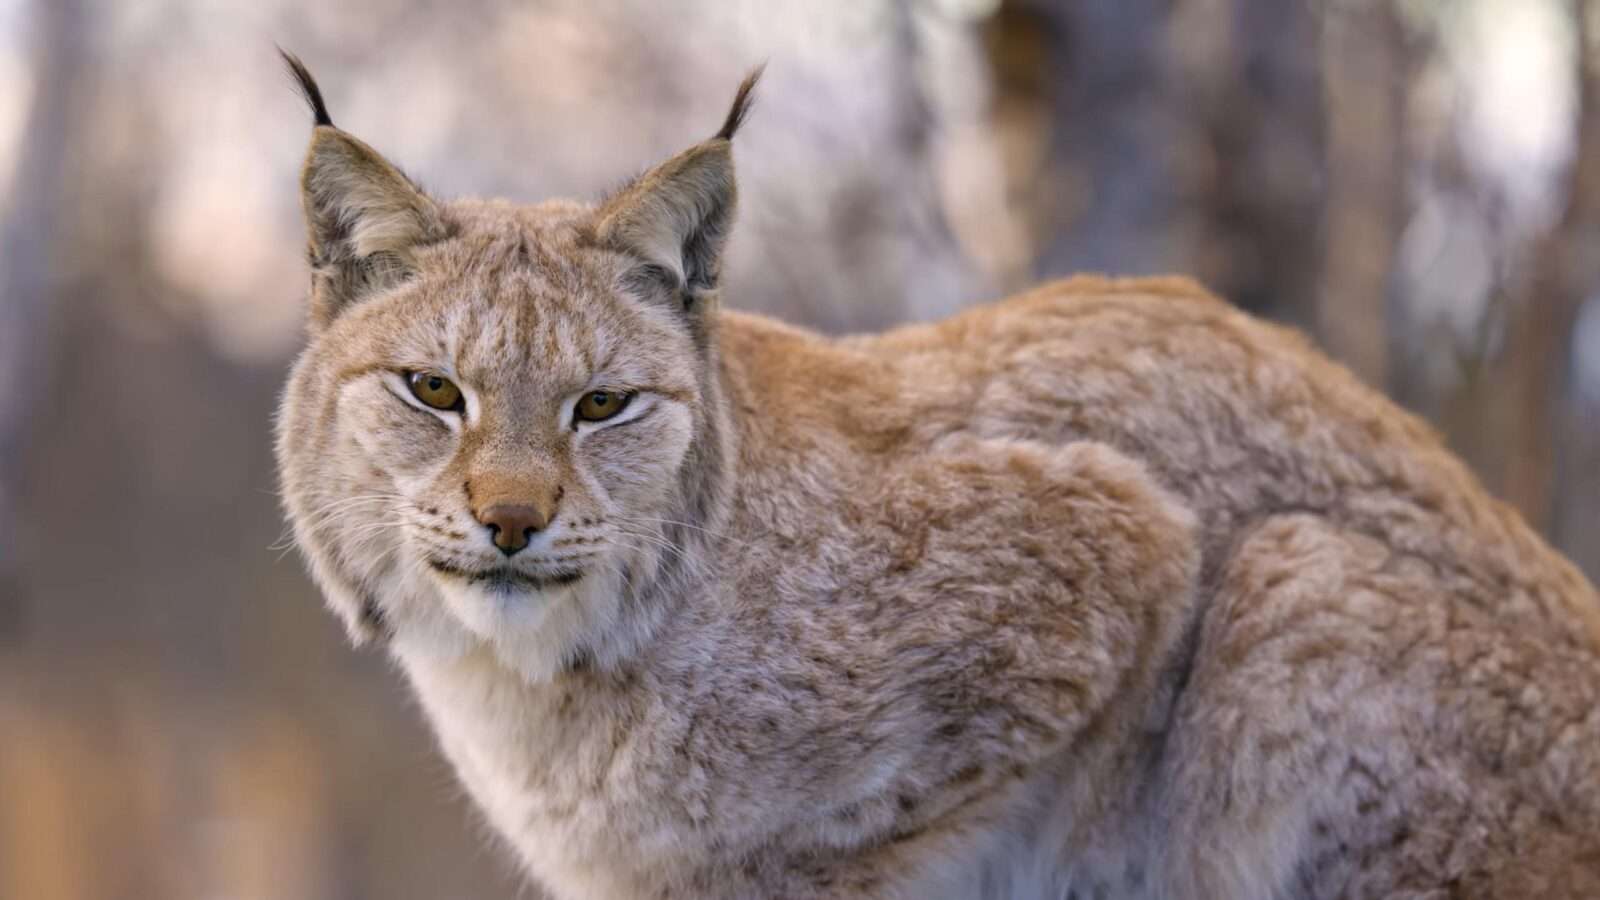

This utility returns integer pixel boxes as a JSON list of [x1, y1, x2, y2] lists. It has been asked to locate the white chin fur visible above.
[[381, 561, 628, 684], [381, 573, 479, 664]]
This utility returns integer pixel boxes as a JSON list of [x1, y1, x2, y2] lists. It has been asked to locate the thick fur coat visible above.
[[275, 57, 1600, 898]]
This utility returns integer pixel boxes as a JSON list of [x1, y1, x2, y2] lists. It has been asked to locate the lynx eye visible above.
[[406, 371, 464, 411], [575, 390, 633, 423]]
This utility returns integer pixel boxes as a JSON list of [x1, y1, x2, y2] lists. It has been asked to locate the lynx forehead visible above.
[[276, 52, 1600, 900]]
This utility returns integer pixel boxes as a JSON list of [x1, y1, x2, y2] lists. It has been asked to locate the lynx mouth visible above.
[[428, 559, 586, 590]]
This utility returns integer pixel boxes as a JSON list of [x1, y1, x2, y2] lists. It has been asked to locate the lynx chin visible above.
[[275, 52, 1600, 899]]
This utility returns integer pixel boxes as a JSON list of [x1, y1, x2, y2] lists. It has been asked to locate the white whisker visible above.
[[615, 514, 750, 548]]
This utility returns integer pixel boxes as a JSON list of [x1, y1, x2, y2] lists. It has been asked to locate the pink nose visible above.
[[476, 503, 552, 555]]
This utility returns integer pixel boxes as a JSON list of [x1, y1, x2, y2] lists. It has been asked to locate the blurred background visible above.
[[2, 0, 1598, 896]]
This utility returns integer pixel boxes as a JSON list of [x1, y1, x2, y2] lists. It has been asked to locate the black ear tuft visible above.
[[594, 67, 762, 320], [714, 64, 764, 142], [286, 64, 444, 325], [279, 47, 334, 128]]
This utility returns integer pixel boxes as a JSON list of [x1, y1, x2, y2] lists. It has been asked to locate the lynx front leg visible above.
[[812, 438, 1204, 900]]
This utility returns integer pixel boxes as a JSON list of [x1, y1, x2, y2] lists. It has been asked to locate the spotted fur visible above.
[[276, 57, 1600, 898]]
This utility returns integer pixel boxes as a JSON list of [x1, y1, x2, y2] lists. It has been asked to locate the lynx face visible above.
[[276, 55, 754, 680]]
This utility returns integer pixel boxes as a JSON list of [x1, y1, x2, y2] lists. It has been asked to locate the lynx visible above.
[[275, 53, 1600, 899]]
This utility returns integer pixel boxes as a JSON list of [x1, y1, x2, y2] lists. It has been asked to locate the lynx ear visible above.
[[595, 67, 762, 310], [281, 51, 447, 324]]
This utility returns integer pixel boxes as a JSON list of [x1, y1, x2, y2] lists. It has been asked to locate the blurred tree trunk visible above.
[[1503, 0, 1600, 555], [0, 0, 83, 643], [1317, 0, 1408, 390], [990, 0, 1327, 329], [1169, 0, 1327, 328], [999, 0, 1181, 278]]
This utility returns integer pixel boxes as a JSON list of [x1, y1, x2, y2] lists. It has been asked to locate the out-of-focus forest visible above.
[[2, 0, 1597, 896]]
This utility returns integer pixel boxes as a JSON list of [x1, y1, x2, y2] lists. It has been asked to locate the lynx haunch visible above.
[[275, 54, 1600, 899]]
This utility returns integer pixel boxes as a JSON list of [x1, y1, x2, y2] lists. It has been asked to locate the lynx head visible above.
[[274, 52, 756, 681]]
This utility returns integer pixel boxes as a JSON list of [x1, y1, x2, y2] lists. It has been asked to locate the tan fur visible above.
[[276, 66, 1600, 899]]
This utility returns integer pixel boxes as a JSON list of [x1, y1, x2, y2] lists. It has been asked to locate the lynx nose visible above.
[[477, 503, 552, 556]]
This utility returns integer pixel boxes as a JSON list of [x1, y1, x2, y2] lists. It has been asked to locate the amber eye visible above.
[[575, 390, 632, 423], [406, 371, 463, 411]]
